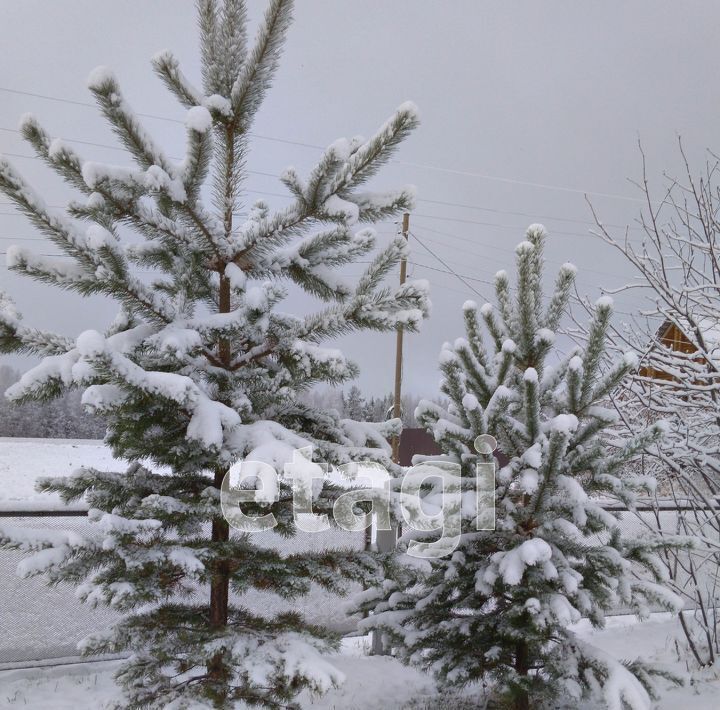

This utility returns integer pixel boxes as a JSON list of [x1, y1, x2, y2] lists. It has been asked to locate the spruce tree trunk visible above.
[[210, 467, 231, 628], [208, 462, 231, 691], [209, 271, 232, 676], [208, 117, 237, 677], [514, 641, 530, 710]]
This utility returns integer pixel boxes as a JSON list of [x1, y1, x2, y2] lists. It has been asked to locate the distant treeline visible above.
[[301, 385, 425, 427], [0, 365, 106, 439], [0, 366, 427, 439]]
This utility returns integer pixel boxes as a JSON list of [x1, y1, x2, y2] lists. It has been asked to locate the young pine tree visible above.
[[0, 1, 429, 707], [361, 225, 681, 710], [343, 385, 367, 420]]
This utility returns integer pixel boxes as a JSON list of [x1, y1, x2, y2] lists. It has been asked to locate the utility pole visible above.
[[391, 212, 409, 464], [371, 212, 409, 657]]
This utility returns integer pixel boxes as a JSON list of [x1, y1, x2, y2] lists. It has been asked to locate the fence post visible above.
[[370, 525, 398, 655]]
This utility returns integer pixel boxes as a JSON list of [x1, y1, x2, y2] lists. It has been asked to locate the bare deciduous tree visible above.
[[587, 141, 720, 667]]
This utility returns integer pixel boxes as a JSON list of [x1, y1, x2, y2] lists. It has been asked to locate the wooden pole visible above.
[[370, 213, 408, 657], [368, 212, 410, 656], [391, 212, 409, 465]]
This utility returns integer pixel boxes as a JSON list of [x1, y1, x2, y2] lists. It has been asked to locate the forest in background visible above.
[[0, 365, 106, 438], [0, 366, 423, 439]]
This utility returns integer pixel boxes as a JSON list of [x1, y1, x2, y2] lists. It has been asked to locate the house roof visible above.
[[654, 315, 720, 353]]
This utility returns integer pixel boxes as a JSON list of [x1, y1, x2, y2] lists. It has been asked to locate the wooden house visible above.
[[638, 319, 720, 381], [638, 318, 716, 381]]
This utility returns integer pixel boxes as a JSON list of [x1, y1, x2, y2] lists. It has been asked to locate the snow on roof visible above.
[[655, 315, 720, 352]]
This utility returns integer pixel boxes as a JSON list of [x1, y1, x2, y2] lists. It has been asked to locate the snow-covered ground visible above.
[[2, 439, 719, 707], [0, 437, 123, 510], [575, 613, 720, 710], [0, 618, 718, 709], [0, 438, 364, 667], [0, 436, 382, 509], [0, 639, 435, 710]]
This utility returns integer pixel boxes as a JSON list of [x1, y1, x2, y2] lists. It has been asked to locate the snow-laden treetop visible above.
[[0, 0, 430, 474]]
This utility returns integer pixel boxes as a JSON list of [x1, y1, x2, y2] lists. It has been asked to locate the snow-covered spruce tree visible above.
[[0, 1, 429, 707], [359, 225, 682, 710]]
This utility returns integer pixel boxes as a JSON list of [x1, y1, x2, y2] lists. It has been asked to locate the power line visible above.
[[0, 127, 307, 184], [407, 258, 639, 317], [0, 245, 644, 318], [412, 226, 634, 283], [1, 251, 66, 258], [0, 177, 635, 249], [0, 148, 281, 183], [0, 126, 131, 155], [411, 220, 647, 274], [409, 225, 652, 311], [0, 86, 325, 151], [414, 196, 641, 232], [0, 188, 289, 213], [412, 212, 628, 242], [409, 258, 493, 288], [0, 84, 646, 203], [0, 221, 649, 305], [0, 201, 647, 302], [1, 121, 642, 232], [0, 176, 634, 252], [408, 231, 488, 300], [395, 160, 645, 204]]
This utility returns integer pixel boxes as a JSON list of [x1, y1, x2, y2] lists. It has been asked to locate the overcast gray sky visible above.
[[1, 1, 719, 396]]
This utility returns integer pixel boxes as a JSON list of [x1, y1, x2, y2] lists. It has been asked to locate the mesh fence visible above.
[[2, 506, 717, 667], [0, 514, 364, 667], [607, 507, 720, 615]]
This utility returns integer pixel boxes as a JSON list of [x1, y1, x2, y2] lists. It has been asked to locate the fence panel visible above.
[[0, 513, 364, 667], [613, 506, 719, 614], [4, 502, 715, 666]]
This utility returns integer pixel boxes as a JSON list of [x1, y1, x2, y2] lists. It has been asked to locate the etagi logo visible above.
[[220, 434, 497, 559]]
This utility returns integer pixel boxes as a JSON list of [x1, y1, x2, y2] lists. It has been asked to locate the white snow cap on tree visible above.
[[185, 105, 213, 133]]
